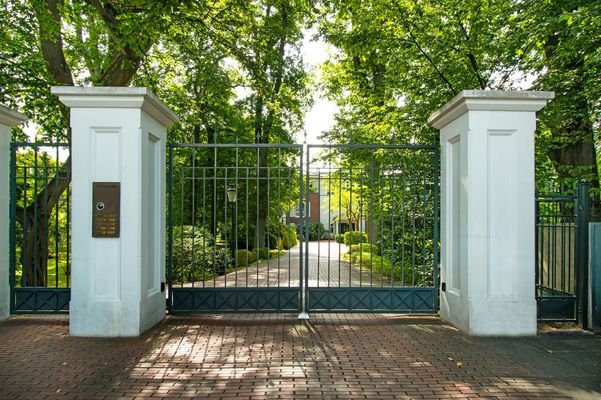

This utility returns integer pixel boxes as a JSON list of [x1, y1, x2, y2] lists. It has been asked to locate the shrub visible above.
[[343, 230, 368, 246], [307, 222, 325, 241], [235, 249, 255, 266], [268, 223, 298, 250], [288, 225, 299, 246], [334, 234, 344, 243], [251, 247, 270, 260], [321, 231, 334, 240], [171, 225, 216, 282], [349, 243, 379, 255], [281, 228, 292, 249]]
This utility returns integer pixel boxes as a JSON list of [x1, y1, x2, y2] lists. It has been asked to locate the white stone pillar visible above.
[[428, 90, 554, 336], [0, 106, 27, 321], [52, 87, 177, 336]]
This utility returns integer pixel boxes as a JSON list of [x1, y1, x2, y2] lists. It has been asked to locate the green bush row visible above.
[[343, 230, 368, 246], [268, 223, 298, 250], [347, 250, 433, 286]]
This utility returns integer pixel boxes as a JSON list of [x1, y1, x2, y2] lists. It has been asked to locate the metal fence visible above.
[[9, 142, 71, 313], [535, 181, 590, 322], [304, 144, 439, 312], [167, 143, 304, 312], [166, 143, 440, 314]]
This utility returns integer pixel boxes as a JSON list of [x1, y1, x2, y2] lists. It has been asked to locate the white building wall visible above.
[[0, 106, 27, 320]]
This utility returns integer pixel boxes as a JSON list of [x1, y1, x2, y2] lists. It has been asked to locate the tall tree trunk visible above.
[[254, 96, 268, 248], [17, 0, 160, 288], [15, 158, 71, 286]]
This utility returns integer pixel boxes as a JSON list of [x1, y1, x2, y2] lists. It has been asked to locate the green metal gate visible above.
[[535, 181, 590, 323], [167, 143, 439, 314], [9, 142, 71, 313], [167, 144, 304, 312], [302, 144, 439, 313]]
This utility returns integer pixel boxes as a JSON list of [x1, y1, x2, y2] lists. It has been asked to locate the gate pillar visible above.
[[429, 91, 553, 336], [52, 87, 177, 336], [0, 106, 27, 321]]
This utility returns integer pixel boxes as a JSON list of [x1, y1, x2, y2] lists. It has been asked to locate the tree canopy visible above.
[[0, 0, 599, 197]]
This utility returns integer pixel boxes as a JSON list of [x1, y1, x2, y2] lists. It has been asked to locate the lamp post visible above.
[[226, 186, 237, 266]]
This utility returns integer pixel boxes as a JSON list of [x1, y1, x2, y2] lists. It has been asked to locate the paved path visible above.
[[203, 241, 389, 288], [1, 314, 599, 399]]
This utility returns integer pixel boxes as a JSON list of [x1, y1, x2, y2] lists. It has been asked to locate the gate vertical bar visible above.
[[433, 146, 440, 310], [8, 144, 16, 313], [298, 144, 308, 318], [576, 180, 590, 328], [166, 144, 174, 312]]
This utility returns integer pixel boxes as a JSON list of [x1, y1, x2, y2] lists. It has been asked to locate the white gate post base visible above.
[[53, 87, 177, 337], [429, 90, 554, 336], [0, 106, 27, 321]]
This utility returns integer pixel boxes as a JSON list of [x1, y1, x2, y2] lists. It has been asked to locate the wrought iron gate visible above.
[[167, 143, 439, 314], [302, 145, 439, 313], [535, 181, 590, 322], [9, 142, 71, 313], [167, 144, 304, 312]]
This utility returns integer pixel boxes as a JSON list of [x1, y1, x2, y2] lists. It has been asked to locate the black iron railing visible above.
[[9, 142, 71, 313]]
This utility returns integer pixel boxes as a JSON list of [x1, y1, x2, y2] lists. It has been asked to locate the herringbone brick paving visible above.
[[0, 314, 572, 399]]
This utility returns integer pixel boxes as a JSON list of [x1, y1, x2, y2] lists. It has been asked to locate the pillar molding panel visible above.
[[0, 105, 27, 321], [52, 87, 178, 337], [429, 90, 554, 336]]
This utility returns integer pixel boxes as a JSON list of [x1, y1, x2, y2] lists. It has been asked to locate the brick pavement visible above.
[[204, 241, 395, 288], [0, 314, 582, 399]]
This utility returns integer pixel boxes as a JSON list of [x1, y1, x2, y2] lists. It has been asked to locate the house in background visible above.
[[286, 171, 366, 237]]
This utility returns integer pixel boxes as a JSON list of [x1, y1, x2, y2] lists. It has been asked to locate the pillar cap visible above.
[[51, 86, 179, 128], [428, 90, 555, 129], [0, 104, 27, 127]]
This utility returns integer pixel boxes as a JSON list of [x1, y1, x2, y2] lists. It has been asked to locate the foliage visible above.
[[317, 0, 600, 216], [515, 0, 601, 216], [306, 221, 325, 241], [11, 147, 70, 287], [284, 224, 299, 248], [236, 249, 256, 267], [347, 250, 433, 287], [349, 243, 379, 256], [334, 233, 344, 244], [251, 247, 271, 261], [323, 171, 369, 230], [343, 230, 368, 246], [171, 225, 233, 283], [268, 223, 298, 250]]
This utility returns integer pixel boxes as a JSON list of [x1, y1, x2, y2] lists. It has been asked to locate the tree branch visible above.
[[33, 0, 74, 86]]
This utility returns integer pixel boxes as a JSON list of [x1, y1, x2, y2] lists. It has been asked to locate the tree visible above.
[[1, 0, 182, 285], [318, 0, 600, 216], [515, 0, 600, 217], [323, 171, 368, 233], [226, 0, 311, 246]]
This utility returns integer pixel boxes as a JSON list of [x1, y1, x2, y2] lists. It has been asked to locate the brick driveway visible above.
[[0, 314, 592, 399], [204, 241, 394, 288]]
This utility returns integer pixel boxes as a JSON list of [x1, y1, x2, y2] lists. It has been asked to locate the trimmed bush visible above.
[[349, 243, 379, 255], [349, 251, 393, 274], [343, 230, 368, 246], [308, 221, 325, 241], [268, 223, 298, 250], [281, 228, 291, 249], [334, 234, 344, 243], [171, 225, 221, 282], [251, 247, 270, 260], [235, 249, 255, 266]]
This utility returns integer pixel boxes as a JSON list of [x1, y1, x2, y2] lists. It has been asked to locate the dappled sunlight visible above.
[[0, 315, 591, 398], [115, 315, 575, 398]]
